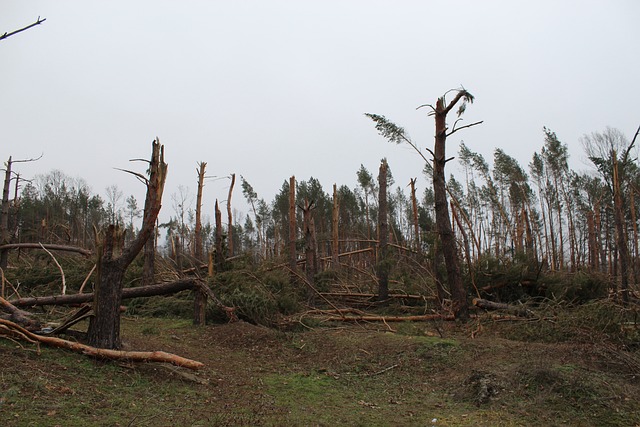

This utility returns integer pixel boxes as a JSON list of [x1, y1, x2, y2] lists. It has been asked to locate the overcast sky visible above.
[[2, 1, 639, 225]]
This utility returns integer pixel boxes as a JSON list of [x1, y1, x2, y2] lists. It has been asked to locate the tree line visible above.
[[2, 94, 639, 316]]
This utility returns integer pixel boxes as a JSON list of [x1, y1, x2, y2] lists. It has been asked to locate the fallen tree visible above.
[[0, 319, 203, 370], [10, 279, 199, 307]]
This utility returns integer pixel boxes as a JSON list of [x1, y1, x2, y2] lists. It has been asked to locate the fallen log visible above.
[[0, 243, 92, 257], [0, 319, 204, 370], [472, 298, 532, 317], [322, 314, 455, 322], [11, 279, 199, 307], [0, 296, 41, 330], [320, 292, 435, 301]]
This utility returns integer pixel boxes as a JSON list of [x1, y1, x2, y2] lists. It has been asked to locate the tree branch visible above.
[[0, 17, 46, 42], [446, 120, 483, 137]]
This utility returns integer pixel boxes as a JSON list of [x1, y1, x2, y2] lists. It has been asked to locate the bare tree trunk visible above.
[[0, 157, 12, 271], [432, 94, 469, 319], [227, 173, 236, 257], [332, 184, 339, 267], [410, 178, 420, 251], [376, 160, 389, 301], [214, 200, 224, 273], [289, 176, 297, 278], [299, 200, 317, 300], [630, 187, 639, 284], [142, 221, 156, 287], [87, 139, 167, 349], [612, 153, 630, 303], [587, 211, 597, 271], [194, 162, 206, 262]]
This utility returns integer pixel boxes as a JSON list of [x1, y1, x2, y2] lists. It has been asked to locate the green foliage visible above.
[[543, 271, 609, 303], [210, 269, 302, 325]]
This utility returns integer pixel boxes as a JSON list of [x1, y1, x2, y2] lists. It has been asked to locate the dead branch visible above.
[[78, 264, 96, 294], [0, 319, 204, 370], [0, 17, 46, 41], [39, 243, 66, 295]]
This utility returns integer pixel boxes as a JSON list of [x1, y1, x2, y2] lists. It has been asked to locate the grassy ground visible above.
[[1, 314, 639, 426]]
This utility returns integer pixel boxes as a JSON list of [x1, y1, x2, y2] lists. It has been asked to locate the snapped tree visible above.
[[87, 139, 167, 349], [366, 87, 482, 319]]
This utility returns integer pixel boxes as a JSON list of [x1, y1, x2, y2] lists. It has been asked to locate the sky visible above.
[[2, 1, 639, 226]]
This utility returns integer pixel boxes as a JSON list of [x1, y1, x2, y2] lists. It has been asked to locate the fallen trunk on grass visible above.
[[0, 318, 204, 370]]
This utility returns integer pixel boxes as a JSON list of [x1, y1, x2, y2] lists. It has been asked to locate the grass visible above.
[[1, 313, 640, 426]]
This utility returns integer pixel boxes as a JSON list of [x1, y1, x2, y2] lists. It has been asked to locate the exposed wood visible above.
[[214, 199, 224, 272], [0, 319, 203, 370], [0, 157, 12, 270], [227, 173, 236, 257]]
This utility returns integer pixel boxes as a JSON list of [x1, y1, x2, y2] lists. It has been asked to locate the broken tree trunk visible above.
[[0, 319, 203, 370], [227, 173, 236, 257], [87, 139, 168, 350], [0, 295, 40, 330], [0, 243, 92, 257], [0, 157, 12, 271], [376, 160, 389, 301]]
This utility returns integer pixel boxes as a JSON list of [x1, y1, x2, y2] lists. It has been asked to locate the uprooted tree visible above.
[[86, 139, 168, 349]]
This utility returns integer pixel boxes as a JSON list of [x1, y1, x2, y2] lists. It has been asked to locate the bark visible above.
[[0, 296, 40, 329], [0, 243, 92, 257], [410, 178, 420, 251], [332, 183, 340, 267], [0, 319, 203, 370], [299, 200, 318, 296], [10, 279, 200, 307], [587, 211, 597, 271], [87, 139, 167, 349], [612, 153, 630, 303], [227, 173, 236, 257], [432, 93, 469, 319], [142, 225, 156, 287], [194, 162, 206, 262], [289, 176, 297, 277], [472, 298, 532, 317], [214, 200, 224, 272], [376, 160, 389, 301], [0, 157, 12, 271]]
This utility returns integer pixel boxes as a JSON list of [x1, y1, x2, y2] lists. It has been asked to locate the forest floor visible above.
[[1, 313, 639, 427]]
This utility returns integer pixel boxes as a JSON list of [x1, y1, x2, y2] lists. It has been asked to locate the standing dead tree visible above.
[[87, 139, 167, 349], [377, 160, 390, 301], [366, 87, 482, 319]]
